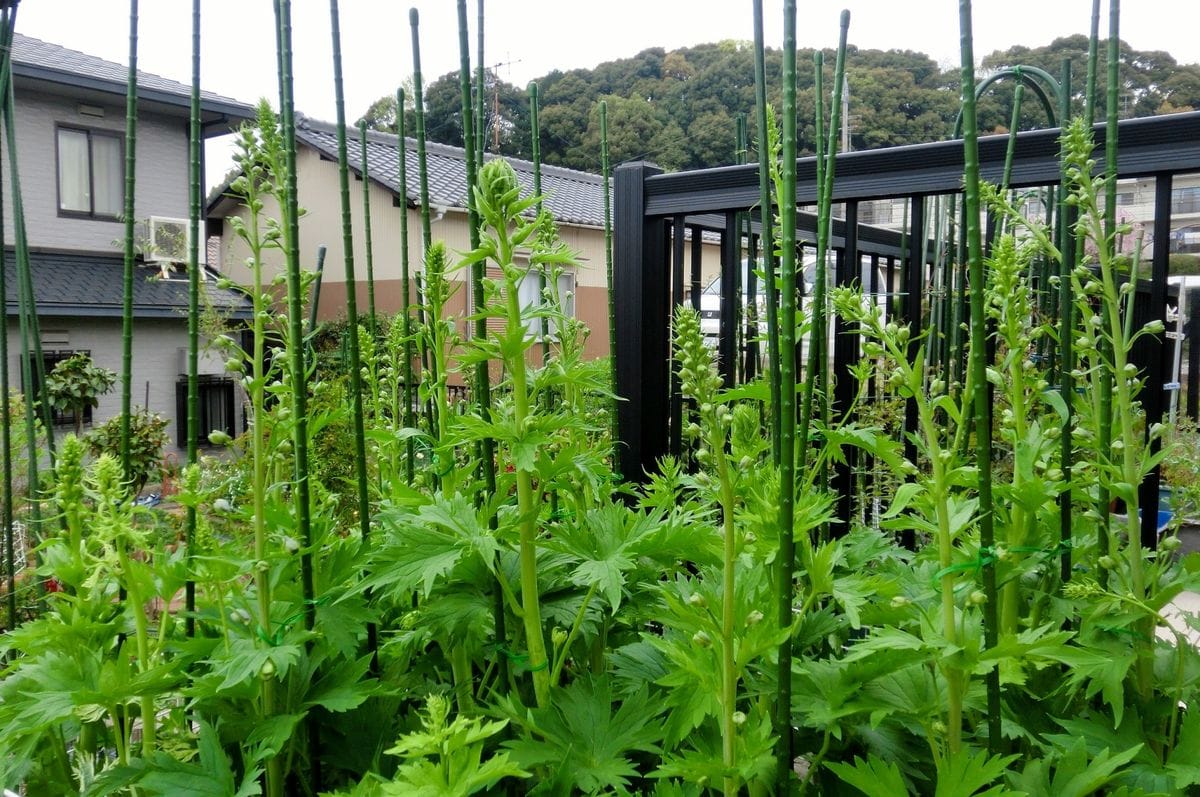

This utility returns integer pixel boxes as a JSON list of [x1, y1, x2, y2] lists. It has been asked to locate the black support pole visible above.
[[832, 201, 860, 531], [1138, 174, 1173, 551], [670, 216, 686, 458], [614, 161, 667, 481], [903, 195, 926, 468], [719, 211, 739, 386]]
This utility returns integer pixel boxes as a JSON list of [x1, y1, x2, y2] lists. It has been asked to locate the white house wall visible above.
[[0, 90, 188, 252], [7, 317, 243, 454]]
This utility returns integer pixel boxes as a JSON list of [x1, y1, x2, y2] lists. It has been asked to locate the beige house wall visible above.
[[214, 144, 724, 361]]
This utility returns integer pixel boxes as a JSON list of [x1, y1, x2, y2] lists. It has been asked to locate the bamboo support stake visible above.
[[958, 0, 1001, 753], [397, 91, 416, 485], [119, 0, 138, 487], [184, 0, 201, 637], [775, 1, 800, 788], [752, 0, 780, 465], [359, 120, 378, 333]]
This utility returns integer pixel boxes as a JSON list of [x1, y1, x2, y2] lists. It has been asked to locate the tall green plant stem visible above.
[[184, 0, 201, 637], [359, 119, 378, 332], [799, 14, 849, 480], [115, 540, 155, 755], [329, 0, 372, 554], [455, 0, 505, 689], [397, 89, 416, 485], [119, 0, 138, 486], [497, 237, 552, 709], [751, 0, 779, 465], [600, 100, 618, 471], [0, 14, 13, 627], [1095, 0, 1119, 546], [475, 0, 485, 165], [3, 46, 49, 570], [775, 2, 799, 789], [274, 0, 318, 662], [958, 0, 1000, 753], [410, 8, 438, 436], [713, 422, 738, 797], [239, 165, 282, 797]]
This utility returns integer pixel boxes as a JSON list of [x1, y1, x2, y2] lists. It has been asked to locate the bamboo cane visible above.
[[184, 0, 201, 637], [957, 0, 1001, 753], [752, 0, 780, 466], [775, 2, 800, 788], [119, 0, 138, 488]]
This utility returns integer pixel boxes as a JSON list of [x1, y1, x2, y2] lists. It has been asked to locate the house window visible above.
[[26, 350, 93, 427], [56, 126, 123, 219], [517, 268, 575, 338], [175, 376, 236, 447], [1173, 187, 1200, 216]]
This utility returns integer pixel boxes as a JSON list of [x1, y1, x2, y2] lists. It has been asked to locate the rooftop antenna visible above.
[[487, 56, 520, 152]]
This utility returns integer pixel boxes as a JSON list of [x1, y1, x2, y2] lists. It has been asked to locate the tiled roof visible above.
[[4, 250, 252, 320], [294, 116, 609, 228], [10, 32, 251, 115]]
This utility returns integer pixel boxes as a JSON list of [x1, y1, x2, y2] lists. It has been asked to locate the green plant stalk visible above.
[[410, 8, 438, 436], [455, 0, 505, 689], [998, 275, 1032, 636], [185, 0, 201, 637], [958, 0, 1000, 753], [239, 165, 282, 797], [3, 58, 48, 568], [752, 0, 779, 466], [115, 540, 155, 755], [397, 89, 416, 485], [1075, 160, 1151, 699], [475, 0, 485, 165], [1095, 0, 1116, 541], [359, 119, 379, 333], [1086, 0, 1101, 126], [530, 82, 550, 364], [500, 248, 552, 709], [119, 0, 138, 487], [800, 14, 849, 479], [775, 1, 799, 789], [713, 423, 739, 797], [329, 0, 372, 555], [276, 0, 317, 650], [1057, 57, 1074, 584], [601, 100, 618, 472], [0, 39, 13, 627]]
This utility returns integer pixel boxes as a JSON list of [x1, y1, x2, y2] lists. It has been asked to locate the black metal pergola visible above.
[[614, 110, 1200, 542]]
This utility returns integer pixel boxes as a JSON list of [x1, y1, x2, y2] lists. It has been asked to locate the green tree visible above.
[[44, 353, 116, 437]]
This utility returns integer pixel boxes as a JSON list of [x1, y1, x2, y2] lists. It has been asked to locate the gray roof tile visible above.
[[4, 250, 252, 320], [295, 116, 609, 228]]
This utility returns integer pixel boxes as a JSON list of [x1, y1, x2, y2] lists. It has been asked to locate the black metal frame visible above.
[[614, 111, 1200, 546]]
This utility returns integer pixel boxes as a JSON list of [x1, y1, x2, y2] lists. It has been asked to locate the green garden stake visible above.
[[184, 0, 201, 637], [397, 90, 416, 485], [359, 119, 378, 334], [119, 0, 138, 488], [752, 0, 780, 465]]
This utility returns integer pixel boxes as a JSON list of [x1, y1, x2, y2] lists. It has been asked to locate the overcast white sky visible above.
[[14, 1, 1200, 185]]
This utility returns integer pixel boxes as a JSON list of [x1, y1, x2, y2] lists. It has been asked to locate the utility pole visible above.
[[486, 57, 521, 153]]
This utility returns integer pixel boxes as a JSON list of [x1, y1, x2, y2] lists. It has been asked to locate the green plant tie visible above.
[[931, 540, 1074, 591], [492, 643, 548, 672], [256, 596, 330, 646]]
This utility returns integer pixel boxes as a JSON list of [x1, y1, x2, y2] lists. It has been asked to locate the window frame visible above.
[[54, 124, 125, 221], [175, 375, 237, 448]]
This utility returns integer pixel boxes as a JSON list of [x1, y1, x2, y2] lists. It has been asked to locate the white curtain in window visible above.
[[517, 265, 541, 338], [91, 135, 123, 216], [57, 129, 90, 213]]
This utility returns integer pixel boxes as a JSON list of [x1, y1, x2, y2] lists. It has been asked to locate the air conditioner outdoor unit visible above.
[[147, 216, 205, 266]]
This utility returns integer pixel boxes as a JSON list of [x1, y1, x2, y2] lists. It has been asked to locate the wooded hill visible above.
[[359, 35, 1200, 174]]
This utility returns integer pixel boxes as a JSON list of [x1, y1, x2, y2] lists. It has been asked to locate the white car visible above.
[[699, 255, 818, 342]]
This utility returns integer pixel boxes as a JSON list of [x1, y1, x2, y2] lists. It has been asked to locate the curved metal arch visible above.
[[953, 65, 1064, 138]]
